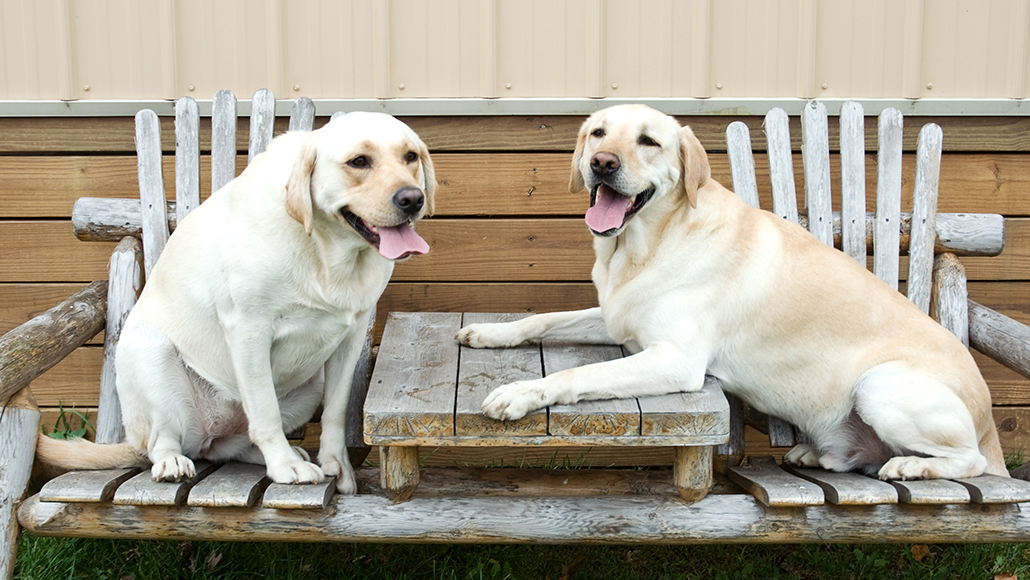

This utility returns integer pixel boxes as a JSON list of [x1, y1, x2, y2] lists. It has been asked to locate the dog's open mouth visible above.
[[585, 183, 655, 236], [341, 209, 429, 260]]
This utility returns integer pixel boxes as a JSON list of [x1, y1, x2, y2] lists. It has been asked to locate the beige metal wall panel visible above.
[[281, 0, 375, 99], [387, 0, 482, 98], [812, 0, 906, 98], [0, 0, 64, 99], [64, 0, 172, 100], [708, 0, 801, 97]]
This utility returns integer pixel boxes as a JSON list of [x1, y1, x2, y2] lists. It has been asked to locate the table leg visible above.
[[379, 446, 420, 501], [674, 446, 713, 503]]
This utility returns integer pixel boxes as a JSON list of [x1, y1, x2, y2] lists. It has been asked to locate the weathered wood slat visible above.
[[801, 101, 833, 247], [134, 110, 169, 275], [782, 466, 899, 505], [210, 89, 237, 193], [174, 96, 201, 224], [875, 107, 904, 289], [248, 89, 276, 163], [969, 300, 1030, 378], [346, 307, 376, 452], [727, 457, 824, 507], [455, 313, 546, 438], [263, 477, 336, 509], [379, 446, 421, 502], [765, 108, 799, 222], [187, 463, 270, 508], [289, 97, 316, 132], [953, 475, 1030, 504], [544, 343, 639, 438], [766, 417, 797, 448], [0, 389, 39, 580], [726, 121, 760, 208], [112, 461, 218, 506], [636, 377, 729, 444], [907, 123, 944, 313], [889, 478, 970, 504], [0, 280, 106, 403], [931, 253, 969, 346], [364, 312, 463, 442], [95, 237, 143, 444], [21, 491, 1030, 544], [839, 101, 866, 264], [38, 468, 140, 503], [673, 446, 713, 503], [714, 393, 745, 468]]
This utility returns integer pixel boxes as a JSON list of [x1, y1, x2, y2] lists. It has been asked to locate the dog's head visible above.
[[569, 104, 710, 237], [285, 112, 437, 260]]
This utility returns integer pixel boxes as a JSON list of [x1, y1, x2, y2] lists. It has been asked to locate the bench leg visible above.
[[674, 446, 713, 503], [379, 446, 420, 501]]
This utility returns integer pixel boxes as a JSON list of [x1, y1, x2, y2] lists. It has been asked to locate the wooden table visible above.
[[363, 312, 730, 502]]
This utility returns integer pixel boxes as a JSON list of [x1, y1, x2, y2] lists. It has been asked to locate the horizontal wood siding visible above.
[[4, 113, 1029, 462]]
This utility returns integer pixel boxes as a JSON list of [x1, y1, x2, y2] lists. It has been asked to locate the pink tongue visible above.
[[585, 184, 632, 232], [376, 223, 430, 260]]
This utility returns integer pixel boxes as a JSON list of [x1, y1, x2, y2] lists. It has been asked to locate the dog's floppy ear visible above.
[[417, 137, 437, 216], [678, 125, 710, 209], [568, 119, 589, 193], [285, 131, 319, 235]]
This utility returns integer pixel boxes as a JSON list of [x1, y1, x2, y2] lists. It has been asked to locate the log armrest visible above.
[[0, 281, 107, 405], [969, 300, 1030, 380]]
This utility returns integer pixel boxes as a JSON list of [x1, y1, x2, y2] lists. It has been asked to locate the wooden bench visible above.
[[5, 92, 1030, 578]]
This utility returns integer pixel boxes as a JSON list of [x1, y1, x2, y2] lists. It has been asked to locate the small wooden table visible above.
[[363, 312, 730, 502]]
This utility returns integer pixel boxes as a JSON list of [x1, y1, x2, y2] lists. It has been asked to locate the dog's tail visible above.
[[36, 435, 148, 470]]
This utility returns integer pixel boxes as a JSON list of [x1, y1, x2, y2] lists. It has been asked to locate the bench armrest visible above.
[[0, 280, 107, 404], [969, 299, 1030, 380]]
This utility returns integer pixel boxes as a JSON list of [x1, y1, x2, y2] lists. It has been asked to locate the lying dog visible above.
[[456, 104, 1006, 480], [38, 112, 436, 492]]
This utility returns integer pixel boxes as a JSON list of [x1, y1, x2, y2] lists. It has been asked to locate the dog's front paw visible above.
[[320, 455, 357, 494], [878, 456, 932, 481], [481, 381, 551, 420], [152, 454, 196, 482], [455, 323, 526, 349], [267, 459, 325, 485]]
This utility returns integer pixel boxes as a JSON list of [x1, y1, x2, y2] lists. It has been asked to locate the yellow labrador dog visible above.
[[38, 112, 436, 493], [456, 104, 1006, 480]]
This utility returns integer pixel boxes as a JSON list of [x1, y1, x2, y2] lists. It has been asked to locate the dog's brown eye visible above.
[[404, 151, 418, 163], [591, 128, 605, 138], [639, 135, 660, 147], [347, 156, 370, 168]]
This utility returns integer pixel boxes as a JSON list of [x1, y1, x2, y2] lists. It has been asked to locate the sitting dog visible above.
[[38, 112, 436, 492], [456, 104, 1006, 480]]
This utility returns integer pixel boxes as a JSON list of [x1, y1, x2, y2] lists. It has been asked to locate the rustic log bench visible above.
[[5, 92, 1030, 579]]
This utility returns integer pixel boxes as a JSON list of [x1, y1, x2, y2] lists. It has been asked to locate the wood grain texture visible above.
[[801, 101, 833, 247], [875, 108, 905, 290], [134, 109, 169, 276], [112, 461, 218, 506], [969, 300, 1030, 379], [931, 253, 969, 346], [364, 312, 462, 441], [247, 89, 276, 163], [174, 96, 201, 224], [782, 466, 899, 505], [263, 477, 336, 509], [379, 446, 421, 501], [38, 468, 140, 503], [953, 475, 1030, 504], [906, 123, 943, 313], [673, 446, 713, 503], [636, 377, 729, 444], [888, 478, 971, 504], [454, 313, 546, 438], [95, 237, 143, 444], [210, 89, 238, 193], [0, 391, 39, 580], [764, 108, 800, 223], [728, 457, 825, 507], [726, 121, 760, 208], [187, 463, 270, 508], [839, 101, 867, 263], [544, 343, 639, 438], [288, 97, 316, 132], [20, 490, 1030, 544], [0, 280, 105, 403]]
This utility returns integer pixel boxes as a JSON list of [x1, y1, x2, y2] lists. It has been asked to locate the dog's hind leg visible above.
[[853, 363, 988, 480]]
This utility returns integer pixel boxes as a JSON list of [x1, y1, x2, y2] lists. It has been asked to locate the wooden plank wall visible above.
[[3, 113, 1030, 467]]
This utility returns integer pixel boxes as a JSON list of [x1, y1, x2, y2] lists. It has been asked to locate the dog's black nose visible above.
[[393, 187, 425, 215], [590, 152, 621, 176]]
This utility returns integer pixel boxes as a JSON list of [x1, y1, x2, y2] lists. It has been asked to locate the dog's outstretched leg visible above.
[[456, 307, 613, 348]]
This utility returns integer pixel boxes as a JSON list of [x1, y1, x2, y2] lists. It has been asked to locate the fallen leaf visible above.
[[910, 544, 933, 562], [994, 574, 1017, 580], [206, 552, 223, 570]]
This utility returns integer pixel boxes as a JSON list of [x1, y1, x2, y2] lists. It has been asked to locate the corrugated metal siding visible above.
[[1, 0, 1029, 101]]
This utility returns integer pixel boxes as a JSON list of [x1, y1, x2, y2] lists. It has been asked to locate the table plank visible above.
[[455, 313, 547, 438], [544, 343, 640, 437], [637, 377, 729, 445], [364, 312, 463, 442]]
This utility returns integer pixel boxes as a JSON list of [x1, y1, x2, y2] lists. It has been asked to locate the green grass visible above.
[[14, 536, 1030, 580]]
